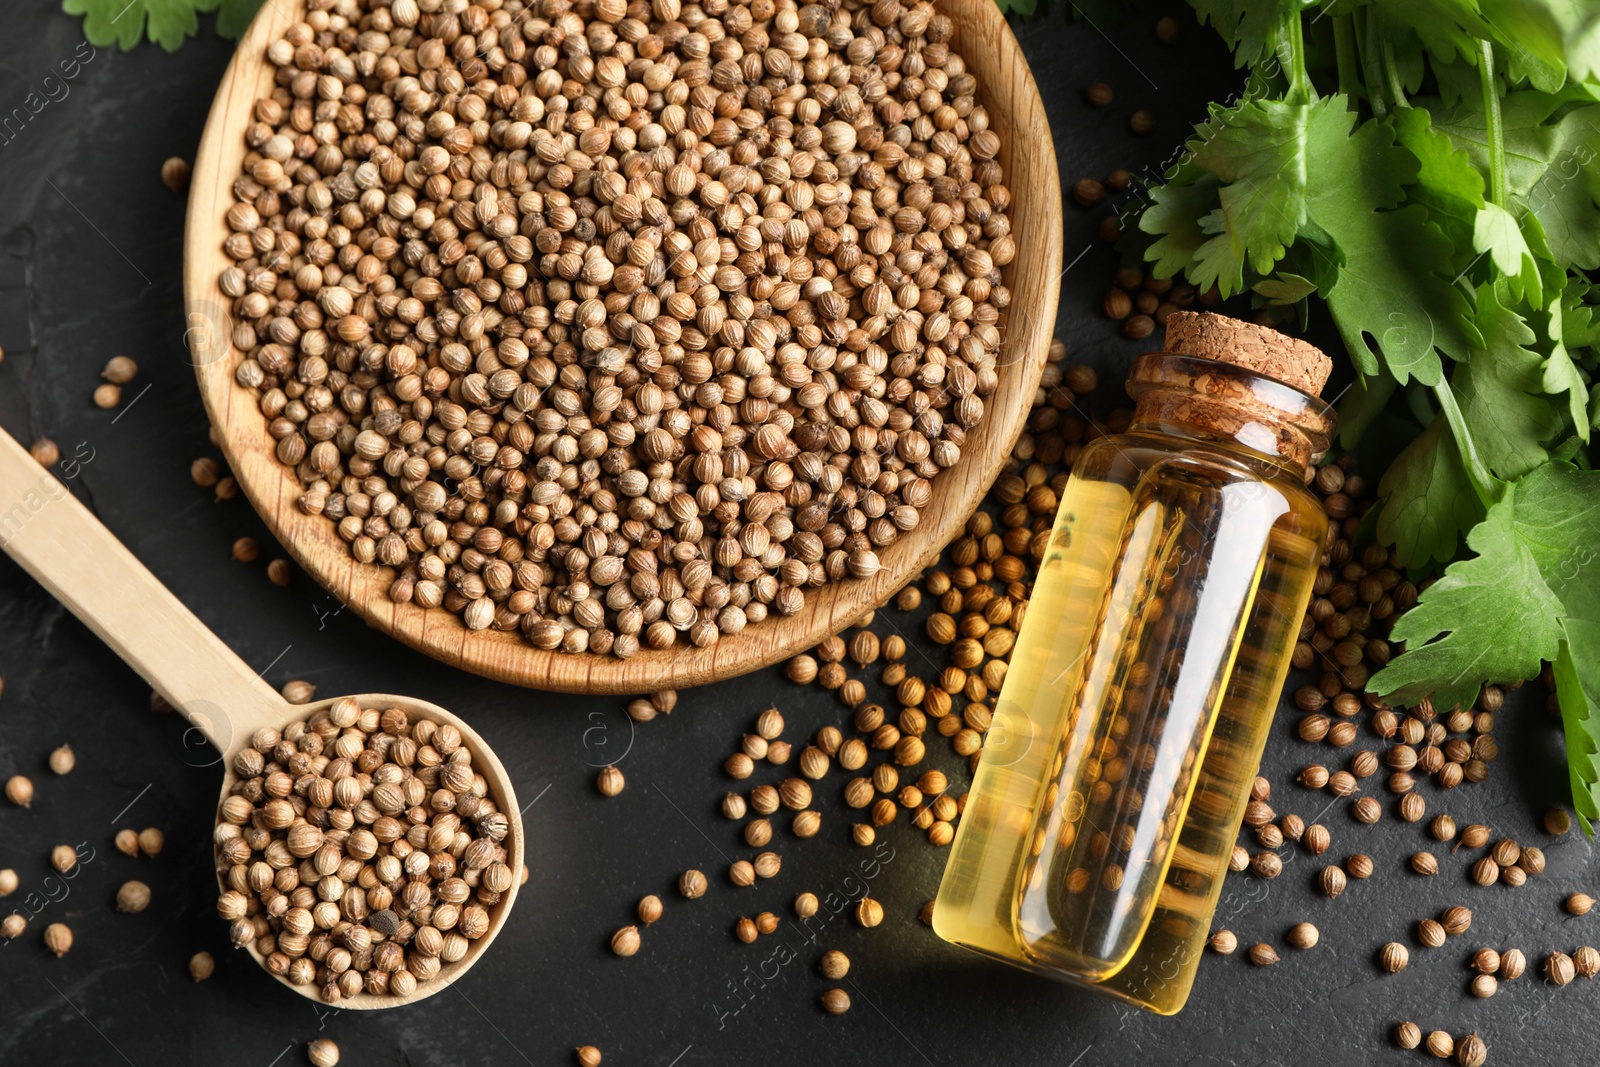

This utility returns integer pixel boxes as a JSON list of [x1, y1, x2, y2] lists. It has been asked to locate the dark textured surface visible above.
[[0, 3, 1588, 1066]]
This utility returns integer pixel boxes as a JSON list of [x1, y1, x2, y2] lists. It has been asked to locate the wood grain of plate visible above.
[[185, 0, 1063, 694]]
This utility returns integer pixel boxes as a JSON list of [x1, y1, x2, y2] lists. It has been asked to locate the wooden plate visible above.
[[184, 1, 1063, 694]]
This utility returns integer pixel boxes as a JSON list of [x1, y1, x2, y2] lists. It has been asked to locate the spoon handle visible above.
[[0, 427, 283, 754]]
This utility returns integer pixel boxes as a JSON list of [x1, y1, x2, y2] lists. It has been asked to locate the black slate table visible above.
[[0, 3, 1589, 1065]]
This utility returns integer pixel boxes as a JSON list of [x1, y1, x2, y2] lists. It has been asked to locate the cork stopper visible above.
[[1162, 311, 1332, 397]]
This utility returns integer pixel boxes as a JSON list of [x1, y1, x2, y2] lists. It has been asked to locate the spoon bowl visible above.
[[0, 429, 522, 1008]]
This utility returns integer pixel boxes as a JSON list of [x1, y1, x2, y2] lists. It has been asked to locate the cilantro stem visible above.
[[1282, 6, 1311, 104], [1332, 17, 1361, 104], [1432, 377, 1502, 508], [1359, 9, 1387, 119], [1379, 34, 1408, 109], [1478, 40, 1507, 208]]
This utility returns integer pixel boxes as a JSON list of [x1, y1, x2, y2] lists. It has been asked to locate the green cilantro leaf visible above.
[[1251, 272, 1317, 303], [1305, 105, 1482, 384], [1552, 642, 1600, 833], [1456, 284, 1563, 477], [1189, 0, 1298, 68], [1472, 203, 1544, 304], [1371, 470, 1569, 711], [1376, 414, 1486, 565], [1538, 285, 1595, 435], [1141, 172, 1223, 281], [62, 0, 262, 50]]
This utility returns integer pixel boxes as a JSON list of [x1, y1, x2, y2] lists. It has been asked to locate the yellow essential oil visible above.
[[934, 314, 1335, 1014]]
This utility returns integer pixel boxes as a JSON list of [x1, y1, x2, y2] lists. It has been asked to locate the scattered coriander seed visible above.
[[744, 819, 772, 847], [43, 922, 72, 957], [5, 775, 33, 807], [755, 708, 785, 741], [919, 900, 937, 926], [721, 793, 748, 820], [576, 1048, 603, 1067], [1566, 892, 1594, 916], [1319, 865, 1347, 899], [307, 1038, 339, 1067], [138, 827, 164, 856], [753, 852, 782, 879], [189, 951, 215, 981], [101, 355, 138, 385], [819, 949, 850, 980], [725, 753, 755, 780], [1411, 852, 1440, 876], [794, 893, 819, 919], [280, 679, 315, 704], [1574, 945, 1600, 978], [1251, 851, 1282, 878], [116, 880, 151, 913], [1, 914, 25, 940], [1471, 948, 1501, 974], [1129, 109, 1155, 134], [1416, 919, 1447, 948], [637, 896, 663, 926], [1441, 906, 1473, 936], [610, 926, 641, 958], [93, 383, 122, 409], [1546, 950, 1575, 985], [1346, 854, 1374, 879], [755, 912, 778, 936], [729, 861, 756, 887], [47, 744, 74, 775], [1500, 948, 1527, 979], [1229, 845, 1250, 872], [1469, 973, 1498, 998], [1395, 1021, 1422, 1049], [1460, 823, 1490, 850], [1517, 846, 1546, 875], [793, 811, 821, 839], [1471, 857, 1500, 886], [1085, 81, 1114, 107], [1280, 814, 1306, 841], [160, 156, 190, 192], [1380, 942, 1409, 973], [30, 438, 59, 468], [1425, 1031, 1453, 1059], [1399, 792, 1426, 822], [820, 988, 852, 1015], [1490, 839, 1521, 867], [596, 765, 625, 798], [1286, 922, 1319, 949], [1352, 796, 1382, 824], [1431, 814, 1457, 842], [1248, 943, 1279, 966], [1209, 930, 1238, 955], [266, 559, 292, 587], [734, 916, 758, 944], [1298, 765, 1330, 789], [1455, 1033, 1487, 1067], [0, 869, 15, 897], [114, 829, 139, 857], [50, 845, 77, 874], [1545, 807, 1573, 835], [1303, 824, 1331, 856], [856, 898, 884, 929]]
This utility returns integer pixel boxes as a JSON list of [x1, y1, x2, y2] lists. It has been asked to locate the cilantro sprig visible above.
[[1124, 1, 1600, 826], [63, 0, 264, 51]]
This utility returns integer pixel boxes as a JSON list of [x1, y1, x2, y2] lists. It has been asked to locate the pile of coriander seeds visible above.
[[214, 698, 514, 1003], [219, 0, 1015, 658]]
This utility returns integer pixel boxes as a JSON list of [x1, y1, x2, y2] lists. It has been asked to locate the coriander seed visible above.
[[1469, 973, 1497, 998], [1545, 808, 1573, 835], [819, 950, 850, 980], [1500, 947, 1527, 979], [1441, 906, 1473, 936], [1286, 922, 1319, 949], [1470, 857, 1500, 886], [43, 922, 71, 956], [753, 852, 781, 879], [1547, 950, 1576, 985], [721, 793, 747, 820], [5, 774, 33, 807], [1248, 943, 1279, 966], [820, 989, 852, 1015], [1319, 865, 1347, 899], [1431, 814, 1457, 842], [160, 156, 190, 191], [1352, 796, 1381, 824], [279, 679, 314, 704], [116, 880, 151, 913], [596, 765, 625, 798], [1410, 852, 1439, 876], [1471, 948, 1500, 974], [1574, 945, 1600, 978], [30, 438, 59, 468], [734, 917, 758, 944], [93, 383, 121, 409], [1, 914, 25, 939], [793, 811, 821, 839], [1566, 892, 1594, 916], [1455, 1033, 1487, 1067], [1490, 838, 1521, 867], [1346, 854, 1374, 879], [1416, 919, 1447, 948], [189, 951, 215, 981], [138, 827, 164, 856], [1517, 846, 1546, 875], [1460, 823, 1490, 850], [48, 744, 74, 775], [1303, 824, 1331, 856], [307, 1038, 339, 1067], [1209, 930, 1237, 954], [1395, 1021, 1422, 1049], [729, 861, 756, 888], [50, 845, 76, 874], [794, 893, 819, 919], [611, 926, 641, 958], [576, 1048, 603, 1067], [1380, 942, 1409, 973], [856, 898, 884, 929], [637, 896, 662, 926], [0, 869, 15, 897], [1425, 1031, 1453, 1059]]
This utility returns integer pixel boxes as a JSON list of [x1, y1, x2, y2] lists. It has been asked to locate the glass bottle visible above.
[[933, 312, 1335, 1015]]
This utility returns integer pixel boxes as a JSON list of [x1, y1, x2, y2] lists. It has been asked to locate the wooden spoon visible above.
[[0, 428, 522, 1008]]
